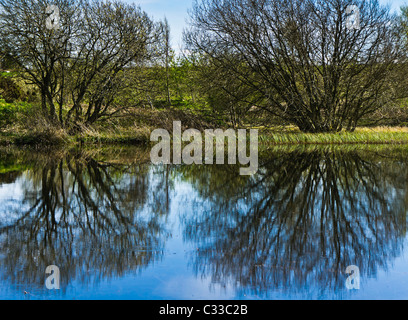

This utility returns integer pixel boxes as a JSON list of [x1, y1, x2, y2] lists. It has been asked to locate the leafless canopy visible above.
[[0, 0, 163, 126], [185, 0, 406, 132]]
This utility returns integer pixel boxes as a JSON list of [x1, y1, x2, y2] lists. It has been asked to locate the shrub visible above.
[[0, 99, 17, 130], [0, 75, 23, 102]]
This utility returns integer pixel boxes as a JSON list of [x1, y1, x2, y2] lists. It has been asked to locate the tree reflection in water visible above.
[[0, 146, 408, 298], [0, 149, 171, 290], [180, 148, 408, 297]]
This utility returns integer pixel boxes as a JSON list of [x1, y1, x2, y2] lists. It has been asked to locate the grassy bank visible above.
[[258, 126, 408, 146], [1, 99, 408, 148], [0, 128, 151, 147], [2, 125, 408, 147]]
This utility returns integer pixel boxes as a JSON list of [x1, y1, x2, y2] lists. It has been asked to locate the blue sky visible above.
[[126, 0, 193, 51], [126, 0, 408, 51]]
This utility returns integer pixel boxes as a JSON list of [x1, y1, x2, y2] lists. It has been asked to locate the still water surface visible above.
[[0, 145, 408, 300]]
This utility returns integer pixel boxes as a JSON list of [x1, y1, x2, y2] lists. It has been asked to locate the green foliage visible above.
[[0, 99, 18, 129], [0, 99, 32, 130]]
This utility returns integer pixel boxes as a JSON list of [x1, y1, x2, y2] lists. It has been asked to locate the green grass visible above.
[[3, 125, 408, 147], [258, 127, 408, 145]]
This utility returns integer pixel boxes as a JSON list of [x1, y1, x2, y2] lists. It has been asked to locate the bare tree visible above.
[[0, 0, 80, 121], [65, 0, 162, 125], [0, 0, 162, 127], [185, 0, 406, 132]]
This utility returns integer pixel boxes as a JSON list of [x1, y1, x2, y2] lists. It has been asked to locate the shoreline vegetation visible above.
[[2, 1, 408, 151], [1, 121, 408, 148], [1, 96, 408, 148]]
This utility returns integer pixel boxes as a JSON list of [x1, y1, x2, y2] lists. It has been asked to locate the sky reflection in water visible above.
[[0, 146, 407, 300]]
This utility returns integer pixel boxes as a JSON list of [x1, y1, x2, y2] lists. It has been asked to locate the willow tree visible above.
[[185, 0, 406, 132]]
